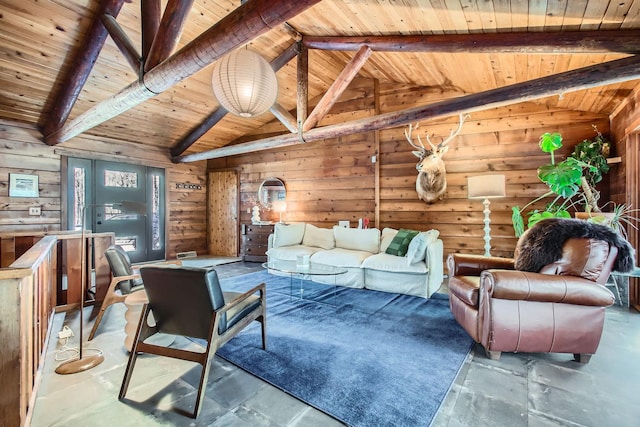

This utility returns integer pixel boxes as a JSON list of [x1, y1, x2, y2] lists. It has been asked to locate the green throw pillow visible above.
[[385, 228, 419, 257]]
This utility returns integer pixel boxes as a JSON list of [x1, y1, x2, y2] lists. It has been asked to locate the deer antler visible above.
[[404, 123, 427, 152], [434, 113, 469, 149]]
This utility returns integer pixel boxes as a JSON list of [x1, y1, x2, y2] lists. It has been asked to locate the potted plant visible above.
[[511, 130, 609, 237]]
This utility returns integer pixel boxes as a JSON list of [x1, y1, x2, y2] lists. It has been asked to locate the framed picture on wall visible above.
[[9, 173, 39, 197]]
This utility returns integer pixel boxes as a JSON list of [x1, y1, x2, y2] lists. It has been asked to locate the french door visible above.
[[67, 158, 165, 263]]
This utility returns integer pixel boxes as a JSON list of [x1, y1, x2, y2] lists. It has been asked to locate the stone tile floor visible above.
[[30, 261, 640, 426]]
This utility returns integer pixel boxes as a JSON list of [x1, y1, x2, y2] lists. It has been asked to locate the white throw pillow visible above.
[[406, 229, 440, 265], [272, 222, 305, 248], [379, 228, 398, 252], [333, 226, 381, 254], [302, 224, 335, 249]]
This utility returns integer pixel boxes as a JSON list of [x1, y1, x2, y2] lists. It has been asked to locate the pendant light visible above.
[[211, 48, 278, 118]]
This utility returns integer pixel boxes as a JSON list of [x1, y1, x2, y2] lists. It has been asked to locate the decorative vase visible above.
[[251, 206, 261, 224]]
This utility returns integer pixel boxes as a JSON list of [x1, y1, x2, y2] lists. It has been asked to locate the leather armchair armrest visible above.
[[447, 253, 515, 277], [481, 270, 615, 307]]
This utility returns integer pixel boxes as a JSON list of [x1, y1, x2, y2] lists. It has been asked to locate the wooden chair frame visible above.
[[119, 282, 266, 418]]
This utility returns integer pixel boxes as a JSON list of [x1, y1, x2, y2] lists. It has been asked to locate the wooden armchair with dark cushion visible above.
[[88, 245, 180, 340], [119, 265, 267, 418]]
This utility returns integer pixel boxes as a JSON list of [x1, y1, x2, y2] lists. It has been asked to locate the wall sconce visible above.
[[468, 174, 506, 257]]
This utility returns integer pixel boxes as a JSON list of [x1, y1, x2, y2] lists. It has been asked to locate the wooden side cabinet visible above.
[[241, 223, 274, 262]]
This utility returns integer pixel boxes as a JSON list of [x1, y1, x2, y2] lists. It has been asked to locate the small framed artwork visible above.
[[9, 173, 39, 197]]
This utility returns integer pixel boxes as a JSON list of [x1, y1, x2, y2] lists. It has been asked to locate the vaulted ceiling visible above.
[[1, 0, 639, 162]]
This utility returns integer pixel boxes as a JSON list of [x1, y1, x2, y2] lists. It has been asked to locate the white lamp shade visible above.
[[211, 49, 278, 118], [467, 174, 506, 199], [273, 200, 287, 212]]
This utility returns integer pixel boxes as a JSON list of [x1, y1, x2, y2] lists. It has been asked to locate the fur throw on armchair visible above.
[[514, 218, 635, 273]]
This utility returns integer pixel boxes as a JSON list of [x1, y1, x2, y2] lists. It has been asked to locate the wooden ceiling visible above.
[[1, 0, 639, 161]]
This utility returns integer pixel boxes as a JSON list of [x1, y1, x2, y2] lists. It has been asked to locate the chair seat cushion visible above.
[[222, 292, 261, 333], [448, 275, 480, 307]]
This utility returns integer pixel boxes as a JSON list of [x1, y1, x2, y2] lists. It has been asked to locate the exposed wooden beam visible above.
[[303, 45, 372, 131], [144, 0, 195, 72], [270, 42, 300, 72], [302, 30, 640, 54], [170, 42, 299, 156], [174, 55, 640, 163], [270, 103, 298, 133], [101, 14, 141, 75], [141, 0, 161, 59], [170, 106, 228, 157], [44, 0, 323, 145], [41, 0, 127, 143], [297, 42, 308, 132]]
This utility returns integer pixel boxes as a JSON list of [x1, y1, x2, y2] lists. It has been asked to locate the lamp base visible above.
[[55, 354, 104, 375]]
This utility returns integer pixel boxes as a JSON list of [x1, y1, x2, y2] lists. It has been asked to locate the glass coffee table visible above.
[[263, 259, 347, 304]]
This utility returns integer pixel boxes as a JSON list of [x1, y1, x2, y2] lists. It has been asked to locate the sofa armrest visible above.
[[447, 253, 514, 277], [268, 233, 274, 251], [425, 239, 444, 297], [481, 270, 615, 307]]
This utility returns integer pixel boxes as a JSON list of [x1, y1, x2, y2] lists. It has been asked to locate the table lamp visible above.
[[468, 174, 506, 257], [273, 200, 287, 223]]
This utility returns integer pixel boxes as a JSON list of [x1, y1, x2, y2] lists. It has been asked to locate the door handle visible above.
[[97, 221, 102, 225]]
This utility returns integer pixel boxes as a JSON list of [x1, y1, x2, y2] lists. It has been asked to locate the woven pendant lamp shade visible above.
[[211, 49, 278, 118]]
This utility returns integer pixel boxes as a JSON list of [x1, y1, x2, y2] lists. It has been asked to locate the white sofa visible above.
[[266, 223, 444, 298]]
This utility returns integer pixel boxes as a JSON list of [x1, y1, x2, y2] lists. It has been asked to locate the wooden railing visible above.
[[0, 231, 115, 426], [0, 236, 57, 427], [0, 231, 114, 310]]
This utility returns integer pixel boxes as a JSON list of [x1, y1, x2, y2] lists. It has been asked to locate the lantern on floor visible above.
[[211, 49, 278, 118]]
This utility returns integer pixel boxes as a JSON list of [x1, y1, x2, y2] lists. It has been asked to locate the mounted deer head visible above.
[[405, 113, 468, 203]]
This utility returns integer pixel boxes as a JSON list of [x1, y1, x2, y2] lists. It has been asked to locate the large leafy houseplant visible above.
[[511, 131, 608, 237]]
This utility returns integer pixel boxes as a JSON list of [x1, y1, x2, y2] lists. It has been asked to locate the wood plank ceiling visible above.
[[1, 0, 639, 161]]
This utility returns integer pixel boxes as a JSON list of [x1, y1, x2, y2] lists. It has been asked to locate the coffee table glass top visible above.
[[263, 259, 347, 276]]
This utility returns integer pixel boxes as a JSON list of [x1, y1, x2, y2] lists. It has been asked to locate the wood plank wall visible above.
[[610, 86, 640, 307], [0, 120, 206, 259], [209, 78, 612, 260]]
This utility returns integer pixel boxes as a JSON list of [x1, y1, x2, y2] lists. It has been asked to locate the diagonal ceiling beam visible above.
[[301, 30, 640, 54], [141, 0, 161, 59], [44, 0, 322, 145], [101, 14, 141, 75], [42, 0, 127, 142], [144, 0, 195, 72], [173, 55, 640, 163], [302, 45, 372, 131]]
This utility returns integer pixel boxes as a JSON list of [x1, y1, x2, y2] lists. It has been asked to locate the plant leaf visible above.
[[538, 132, 563, 153], [512, 206, 525, 237]]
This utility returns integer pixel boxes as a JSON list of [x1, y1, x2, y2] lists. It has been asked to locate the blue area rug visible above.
[[216, 270, 473, 427]]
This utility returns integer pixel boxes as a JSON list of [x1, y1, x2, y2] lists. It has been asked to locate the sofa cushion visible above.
[[302, 223, 335, 249], [407, 229, 440, 265], [385, 228, 419, 257], [272, 222, 305, 248], [380, 228, 398, 252], [362, 253, 428, 273], [333, 227, 380, 254], [266, 245, 320, 261], [311, 248, 373, 268]]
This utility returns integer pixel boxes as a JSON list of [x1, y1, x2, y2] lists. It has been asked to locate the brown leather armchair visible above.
[[447, 220, 632, 363]]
